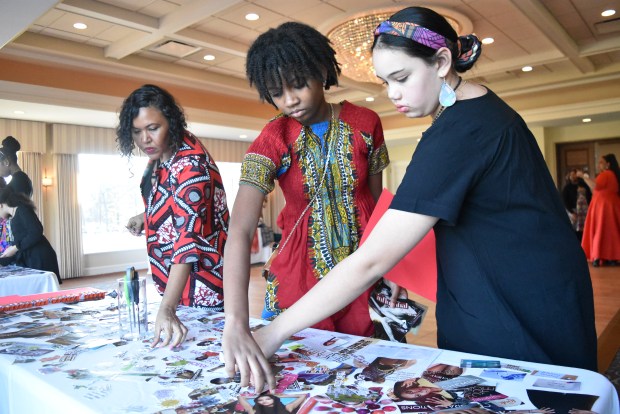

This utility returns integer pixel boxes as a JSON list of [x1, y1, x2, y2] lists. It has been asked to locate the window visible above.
[[78, 155, 241, 254], [78, 154, 148, 254], [217, 161, 241, 209]]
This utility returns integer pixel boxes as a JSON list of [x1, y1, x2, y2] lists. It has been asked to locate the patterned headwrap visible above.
[[374, 20, 455, 51]]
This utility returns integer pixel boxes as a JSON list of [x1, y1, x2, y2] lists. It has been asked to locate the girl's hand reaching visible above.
[[151, 304, 188, 349], [222, 320, 278, 393], [382, 278, 409, 307]]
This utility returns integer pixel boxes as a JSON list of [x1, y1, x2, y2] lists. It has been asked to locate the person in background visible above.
[[579, 153, 620, 266], [573, 179, 591, 241], [118, 84, 229, 348], [0, 136, 33, 197], [0, 136, 33, 251], [0, 178, 8, 254], [229, 6, 598, 391], [222, 21, 402, 378], [562, 168, 592, 239], [0, 187, 61, 284]]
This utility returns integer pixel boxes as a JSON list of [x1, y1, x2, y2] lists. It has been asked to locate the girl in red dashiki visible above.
[[222, 22, 408, 383], [222, 22, 405, 364], [142, 132, 229, 308], [241, 100, 389, 334]]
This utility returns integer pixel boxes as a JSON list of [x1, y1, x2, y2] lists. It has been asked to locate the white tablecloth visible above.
[[0, 298, 617, 414], [0, 265, 59, 296]]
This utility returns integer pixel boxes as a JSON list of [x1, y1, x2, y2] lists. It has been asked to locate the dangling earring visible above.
[[439, 78, 456, 107]]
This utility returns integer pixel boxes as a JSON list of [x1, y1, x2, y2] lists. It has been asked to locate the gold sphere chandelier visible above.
[[327, 10, 464, 84]]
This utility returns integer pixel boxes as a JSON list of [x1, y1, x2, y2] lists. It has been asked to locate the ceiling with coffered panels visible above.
[[0, 0, 619, 142]]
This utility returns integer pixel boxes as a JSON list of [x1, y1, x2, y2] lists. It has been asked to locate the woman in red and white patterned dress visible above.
[[118, 84, 229, 349]]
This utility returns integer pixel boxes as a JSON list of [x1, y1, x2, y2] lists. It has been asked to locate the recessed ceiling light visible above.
[[365, 97, 374, 102], [239, 134, 248, 139], [521, 66, 533, 72], [582, 118, 592, 123], [203, 54, 215, 61], [601, 9, 616, 17], [13, 110, 25, 115], [245, 13, 259, 21], [481, 37, 494, 45], [73, 22, 87, 30]]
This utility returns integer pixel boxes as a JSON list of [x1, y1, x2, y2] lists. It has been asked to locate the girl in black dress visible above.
[[0, 187, 61, 284]]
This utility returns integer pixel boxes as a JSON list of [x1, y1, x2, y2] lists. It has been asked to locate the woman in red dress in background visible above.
[[580, 153, 620, 266]]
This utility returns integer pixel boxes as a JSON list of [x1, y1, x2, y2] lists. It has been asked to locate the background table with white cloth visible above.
[[0, 296, 617, 414], [0, 265, 59, 296]]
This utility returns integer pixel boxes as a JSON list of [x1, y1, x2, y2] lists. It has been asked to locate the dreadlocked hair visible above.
[[246, 22, 340, 107]]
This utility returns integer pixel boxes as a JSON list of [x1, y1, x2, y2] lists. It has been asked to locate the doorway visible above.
[[556, 138, 620, 189]]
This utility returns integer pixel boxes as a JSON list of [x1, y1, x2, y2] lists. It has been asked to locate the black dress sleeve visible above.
[[11, 206, 45, 251]]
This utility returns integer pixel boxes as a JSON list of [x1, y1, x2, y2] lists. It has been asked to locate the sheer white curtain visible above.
[[54, 154, 84, 279]]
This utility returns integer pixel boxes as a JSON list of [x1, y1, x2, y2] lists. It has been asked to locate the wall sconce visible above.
[[42, 177, 53, 187]]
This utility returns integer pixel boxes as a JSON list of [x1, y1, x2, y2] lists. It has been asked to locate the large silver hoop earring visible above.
[[439, 78, 456, 107]]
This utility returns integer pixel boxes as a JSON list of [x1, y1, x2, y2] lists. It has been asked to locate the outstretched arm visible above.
[[222, 185, 272, 387], [252, 209, 438, 392], [152, 263, 190, 348], [368, 173, 409, 306]]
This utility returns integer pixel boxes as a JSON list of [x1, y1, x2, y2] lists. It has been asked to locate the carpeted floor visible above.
[[604, 348, 620, 398]]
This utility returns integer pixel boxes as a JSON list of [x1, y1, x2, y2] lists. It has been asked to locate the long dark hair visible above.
[[393, 379, 450, 404], [0, 136, 21, 165], [246, 22, 340, 108], [372, 6, 482, 73], [253, 394, 289, 414], [603, 153, 620, 195], [116, 84, 187, 157], [0, 186, 35, 210]]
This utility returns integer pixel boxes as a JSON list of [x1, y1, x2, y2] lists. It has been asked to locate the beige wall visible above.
[[384, 120, 620, 194]]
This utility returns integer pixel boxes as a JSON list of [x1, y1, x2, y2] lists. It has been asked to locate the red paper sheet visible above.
[[361, 189, 437, 302], [0, 287, 106, 311]]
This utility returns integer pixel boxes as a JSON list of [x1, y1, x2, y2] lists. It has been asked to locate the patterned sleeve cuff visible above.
[[369, 142, 390, 175], [240, 153, 277, 194]]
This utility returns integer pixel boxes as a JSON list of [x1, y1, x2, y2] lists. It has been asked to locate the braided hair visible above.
[[0, 136, 21, 165], [372, 6, 482, 73], [246, 22, 340, 107]]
